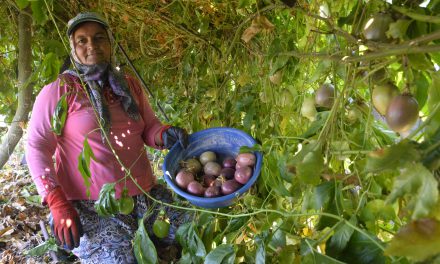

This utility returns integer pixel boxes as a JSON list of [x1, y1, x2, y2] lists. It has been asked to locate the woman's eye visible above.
[[96, 36, 108, 42], [77, 39, 85, 44]]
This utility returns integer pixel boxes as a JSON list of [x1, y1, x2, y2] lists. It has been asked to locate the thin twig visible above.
[[39, 220, 58, 262]]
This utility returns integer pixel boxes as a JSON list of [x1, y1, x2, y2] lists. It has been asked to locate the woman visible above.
[[26, 12, 189, 263]]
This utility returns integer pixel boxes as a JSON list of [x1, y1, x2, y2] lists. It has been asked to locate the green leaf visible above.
[[268, 38, 283, 59], [30, 0, 48, 25], [238, 0, 252, 9], [77, 137, 96, 198], [78, 152, 91, 197], [51, 93, 68, 135], [176, 223, 206, 259], [83, 137, 96, 161], [243, 107, 255, 130], [337, 1, 361, 26], [360, 200, 395, 222], [41, 52, 61, 83], [296, 150, 323, 185], [386, 19, 412, 40], [201, 220, 215, 252], [303, 180, 334, 210], [365, 140, 421, 173], [360, 200, 395, 231], [204, 244, 235, 264], [15, 0, 29, 9], [339, 231, 386, 264], [25, 194, 42, 205], [408, 54, 434, 71], [413, 70, 430, 109], [300, 239, 345, 264], [309, 60, 331, 83], [277, 245, 296, 264], [25, 238, 57, 256], [300, 111, 330, 139], [316, 182, 344, 230], [227, 217, 249, 233], [134, 219, 158, 264], [385, 218, 440, 262], [386, 163, 439, 219], [270, 55, 290, 75], [268, 229, 286, 250], [327, 216, 357, 255], [43, 40, 67, 57], [261, 152, 291, 196], [426, 72, 440, 138], [94, 183, 119, 217]]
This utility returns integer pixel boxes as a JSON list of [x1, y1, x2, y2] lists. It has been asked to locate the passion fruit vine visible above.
[[385, 94, 419, 133]]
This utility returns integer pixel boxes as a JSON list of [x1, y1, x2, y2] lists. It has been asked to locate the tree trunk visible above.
[[0, 11, 33, 169]]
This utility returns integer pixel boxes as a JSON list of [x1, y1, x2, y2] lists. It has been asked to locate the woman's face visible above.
[[72, 22, 111, 65]]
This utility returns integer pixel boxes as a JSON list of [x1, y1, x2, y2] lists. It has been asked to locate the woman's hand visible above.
[[162, 126, 189, 149], [46, 187, 83, 249]]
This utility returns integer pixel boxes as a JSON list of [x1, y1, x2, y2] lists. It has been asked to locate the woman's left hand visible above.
[[162, 126, 189, 149]]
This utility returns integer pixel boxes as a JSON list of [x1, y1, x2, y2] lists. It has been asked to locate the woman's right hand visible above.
[[46, 187, 83, 249]]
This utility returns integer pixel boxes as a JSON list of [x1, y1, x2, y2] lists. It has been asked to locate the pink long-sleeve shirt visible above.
[[26, 73, 166, 202]]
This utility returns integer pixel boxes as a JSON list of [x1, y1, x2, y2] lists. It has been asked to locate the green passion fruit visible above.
[[372, 82, 399, 116], [385, 94, 419, 133], [118, 196, 134, 215], [153, 219, 170, 239], [301, 97, 317, 121], [362, 13, 393, 42]]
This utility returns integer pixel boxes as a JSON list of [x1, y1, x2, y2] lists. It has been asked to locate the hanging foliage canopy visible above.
[[1, 0, 440, 263]]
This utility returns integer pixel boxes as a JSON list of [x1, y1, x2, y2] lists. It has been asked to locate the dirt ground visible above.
[[0, 151, 64, 264], [0, 147, 179, 264]]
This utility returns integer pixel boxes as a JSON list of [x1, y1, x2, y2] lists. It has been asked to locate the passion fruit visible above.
[[385, 94, 419, 133], [315, 83, 335, 109], [372, 82, 399, 115], [301, 97, 317, 121], [362, 13, 393, 42], [347, 107, 362, 123], [153, 219, 170, 239]]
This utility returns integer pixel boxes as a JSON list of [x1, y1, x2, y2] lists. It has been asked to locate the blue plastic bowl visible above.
[[163, 127, 263, 208]]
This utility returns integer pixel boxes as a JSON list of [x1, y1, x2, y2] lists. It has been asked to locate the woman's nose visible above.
[[87, 39, 97, 50]]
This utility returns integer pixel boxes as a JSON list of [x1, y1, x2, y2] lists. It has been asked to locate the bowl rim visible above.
[[162, 127, 263, 207]]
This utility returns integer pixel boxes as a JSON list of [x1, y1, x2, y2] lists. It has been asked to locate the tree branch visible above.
[[0, 10, 34, 169], [281, 44, 440, 63], [342, 44, 440, 63]]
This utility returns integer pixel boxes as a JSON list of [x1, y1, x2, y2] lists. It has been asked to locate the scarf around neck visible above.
[[64, 61, 140, 141]]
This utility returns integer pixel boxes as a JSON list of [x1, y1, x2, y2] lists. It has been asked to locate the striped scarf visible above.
[[64, 62, 140, 141]]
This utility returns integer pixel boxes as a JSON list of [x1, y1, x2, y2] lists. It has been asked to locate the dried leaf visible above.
[[0, 226, 14, 237], [254, 15, 275, 30], [241, 25, 261, 43], [385, 218, 440, 261]]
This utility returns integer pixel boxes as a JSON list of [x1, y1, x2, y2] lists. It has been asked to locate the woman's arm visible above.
[[25, 78, 65, 203], [125, 75, 167, 148]]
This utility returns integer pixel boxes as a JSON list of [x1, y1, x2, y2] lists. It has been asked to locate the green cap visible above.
[[67, 12, 109, 36]]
